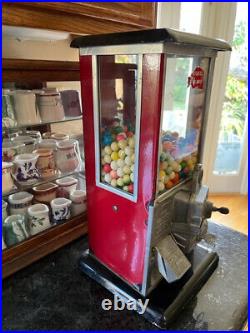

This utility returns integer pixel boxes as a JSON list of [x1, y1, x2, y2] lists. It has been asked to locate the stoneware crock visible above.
[[3, 214, 30, 247], [51, 198, 71, 222], [8, 191, 33, 216], [13, 153, 40, 185], [32, 182, 58, 204]]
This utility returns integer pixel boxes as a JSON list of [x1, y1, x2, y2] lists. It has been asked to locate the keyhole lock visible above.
[[112, 205, 119, 212]]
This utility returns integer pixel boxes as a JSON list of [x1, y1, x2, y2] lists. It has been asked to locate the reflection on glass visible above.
[[157, 57, 209, 196], [98, 55, 137, 195], [213, 2, 248, 174]]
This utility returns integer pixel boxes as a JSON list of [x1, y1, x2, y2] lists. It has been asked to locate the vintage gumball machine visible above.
[[71, 29, 230, 327]]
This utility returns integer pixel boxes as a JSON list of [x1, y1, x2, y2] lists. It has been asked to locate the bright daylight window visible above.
[[213, 2, 248, 174]]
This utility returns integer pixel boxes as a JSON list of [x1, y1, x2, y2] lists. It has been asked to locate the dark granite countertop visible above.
[[2, 221, 248, 331]]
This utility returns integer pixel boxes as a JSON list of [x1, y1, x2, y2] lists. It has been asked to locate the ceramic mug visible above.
[[32, 182, 58, 204], [33, 148, 57, 179], [60, 90, 82, 117], [2, 200, 8, 222], [13, 91, 41, 125], [51, 133, 69, 141], [26, 130, 42, 144], [56, 139, 80, 173], [8, 191, 33, 216], [2, 162, 15, 194], [55, 177, 78, 198], [13, 153, 40, 185], [12, 136, 37, 154], [28, 204, 51, 236], [2, 141, 25, 162], [38, 92, 65, 122], [70, 190, 87, 216], [51, 198, 71, 222], [3, 214, 30, 247]]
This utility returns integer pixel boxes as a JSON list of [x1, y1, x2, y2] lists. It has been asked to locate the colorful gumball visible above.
[[110, 161, 118, 170], [110, 170, 118, 179], [172, 173, 180, 184], [130, 173, 134, 183], [104, 155, 111, 164], [111, 151, 119, 161], [117, 159, 125, 168], [130, 164, 135, 172], [160, 152, 167, 162], [127, 131, 134, 138], [125, 156, 132, 166], [104, 146, 112, 155], [101, 149, 105, 157], [118, 149, 126, 160], [166, 166, 173, 175], [116, 133, 126, 141], [111, 142, 119, 152], [183, 167, 189, 174], [123, 165, 131, 175], [117, 178, 124, 187], [159, 170, 166, 182], [104, 173, 111, 184], [118, 140, 127, 150], [101, 158, 105, 166], [123, 174, 130, 185], [165, 180, 174, 189], [117, 167, 124, 178], [131, 153, 135, 163], [103, 163, 111, 173], [124, 146, 132, 156], [128, 137, 135, 148], [169, 171, 175, 180], [128, 184, 134, 193], [123, 185, 129, 192], [111, 179, 117, 187], [158, 181, 165, 192]]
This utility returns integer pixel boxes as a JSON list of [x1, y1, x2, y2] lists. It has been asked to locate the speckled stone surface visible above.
[[2, 222, 248, 331]]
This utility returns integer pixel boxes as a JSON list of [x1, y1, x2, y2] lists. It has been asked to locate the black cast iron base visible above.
[[79, 245, 219, 328]]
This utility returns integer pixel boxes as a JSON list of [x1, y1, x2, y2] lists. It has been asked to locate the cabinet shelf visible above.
[[3, 170, 85, 198], [3, 115, 83, 131], [2, 212, 88, 279]]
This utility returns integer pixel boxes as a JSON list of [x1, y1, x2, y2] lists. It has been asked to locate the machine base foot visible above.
[[79, 245, 218, 328]]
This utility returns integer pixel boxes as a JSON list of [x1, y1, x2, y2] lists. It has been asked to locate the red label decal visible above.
[[187, 66, 204, 89]]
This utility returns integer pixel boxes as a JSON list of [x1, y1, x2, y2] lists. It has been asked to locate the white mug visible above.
[[13, 91, 41, 125], [51, 198, 71, 222], [8, 191, 33, 216], [70, 190, 87, 216], [28, 204, 51, 236]]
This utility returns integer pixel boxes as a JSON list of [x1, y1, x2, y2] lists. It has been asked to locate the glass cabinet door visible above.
[[95, 54, 140, 199], [157, 56, 210, 196]]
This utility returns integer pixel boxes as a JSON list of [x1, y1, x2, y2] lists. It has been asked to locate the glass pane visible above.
[[98, 55, 137, 195], [157, 56, 209, 196], [213, 2, 248, 174]]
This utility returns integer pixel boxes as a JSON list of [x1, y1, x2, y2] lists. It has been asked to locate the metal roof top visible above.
[[71, 28, 231, 51]]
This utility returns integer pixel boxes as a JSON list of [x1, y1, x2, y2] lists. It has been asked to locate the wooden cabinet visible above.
[[2, 58, 87, 279], [2, 2, 157, 35]]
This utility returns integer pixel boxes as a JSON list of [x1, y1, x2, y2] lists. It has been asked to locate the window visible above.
[[96, 55, 140, 199]]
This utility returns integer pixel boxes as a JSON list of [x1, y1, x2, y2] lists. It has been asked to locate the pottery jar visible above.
[[60, 90, 82, 117], [70, 190, 87, 216], [26, 130, 42, 144], [56, 139, 80, 173], [3, 214, 30, 247], [12, 136, 37, 154], [8, 191, 33, 216], [28, 204, 51, 236], [2, 162, 15, 194], [33, 148, 57, 179], [51, 198, 71, 222], [51, 133, 70, 141], [2, 141, 25, 162], [32, 182, 58, 204], [38, 92, 65, 122], [13, 153, 40, 185], [13, 91, 41, 125], [55, 177, 78, 198], [38, 139, 57, 152], [2, 200, 8, 222]]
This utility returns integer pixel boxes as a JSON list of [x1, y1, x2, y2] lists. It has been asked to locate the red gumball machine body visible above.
[[71, 29, 230, 325]]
